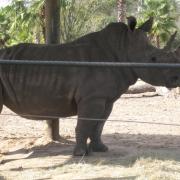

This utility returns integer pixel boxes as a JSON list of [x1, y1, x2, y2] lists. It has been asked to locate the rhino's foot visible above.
[[52, 135, 62, 142], [73, 144, 89, 156], [89, 142, 108, 152], [52, 135, 72, 144], [59, 137, 74, 144]]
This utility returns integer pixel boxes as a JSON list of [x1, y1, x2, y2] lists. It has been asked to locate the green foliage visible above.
[[0, 0, 117, 45], [60, 0, 116, 43], [0, 0, 179, 47], [126, 0, 139, 16], [138, 0, 179, 47], [0, 0, 45, 46]]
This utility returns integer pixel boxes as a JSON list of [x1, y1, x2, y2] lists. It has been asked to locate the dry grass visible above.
[[1, 157, 180, 180]]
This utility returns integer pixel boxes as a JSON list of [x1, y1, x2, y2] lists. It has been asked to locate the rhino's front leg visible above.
[[89, 102, 113, 152], [88, 121, 108, 152], [73, 99, 112, 156]]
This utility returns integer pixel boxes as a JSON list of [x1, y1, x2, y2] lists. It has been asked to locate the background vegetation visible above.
[[0, 0, 180, 47]]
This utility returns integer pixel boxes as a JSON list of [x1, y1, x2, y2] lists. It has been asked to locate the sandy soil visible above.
[[0, 93, 180, 179]]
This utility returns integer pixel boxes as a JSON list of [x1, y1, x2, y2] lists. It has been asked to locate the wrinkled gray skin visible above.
[[0, 17, 180, 156]]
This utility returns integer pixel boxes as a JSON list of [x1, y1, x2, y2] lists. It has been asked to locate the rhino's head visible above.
[[127, 17, 180, 88]]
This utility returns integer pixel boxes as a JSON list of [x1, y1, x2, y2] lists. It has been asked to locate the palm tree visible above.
[[117, 0, 126, 22], [138, 0, 178, 48]]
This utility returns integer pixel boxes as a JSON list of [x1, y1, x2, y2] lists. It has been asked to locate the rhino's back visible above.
[[0, 43, 118, 118], [0, 44, 91, 117]]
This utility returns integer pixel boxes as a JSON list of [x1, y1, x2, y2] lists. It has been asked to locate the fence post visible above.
[[45, 0, 60, 141]]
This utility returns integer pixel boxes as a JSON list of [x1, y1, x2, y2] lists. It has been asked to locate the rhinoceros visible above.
[[0, 17, 180, 156]]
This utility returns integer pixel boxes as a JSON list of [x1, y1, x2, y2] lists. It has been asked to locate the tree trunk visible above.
[[117, 0, 126, 23], [39, 4, 46, 42], [45, 0, 60, 44], [156, 35, 160, 48], [45, 0, 60, 141]]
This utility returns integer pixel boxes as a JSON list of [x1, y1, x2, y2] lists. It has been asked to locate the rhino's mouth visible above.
[[166, 84, 177, 88], [166, 75, 179, 88]]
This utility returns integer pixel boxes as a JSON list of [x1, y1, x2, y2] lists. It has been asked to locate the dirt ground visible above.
[[0, 92, 180, 180]]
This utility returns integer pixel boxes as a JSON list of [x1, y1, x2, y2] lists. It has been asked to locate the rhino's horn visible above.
[[164, 31, 177, 51]]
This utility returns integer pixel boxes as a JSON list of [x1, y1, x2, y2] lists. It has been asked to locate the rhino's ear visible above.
[[164, 31, 177, 51], [138, 17, 153, 33], [127, 16, 137, 31]]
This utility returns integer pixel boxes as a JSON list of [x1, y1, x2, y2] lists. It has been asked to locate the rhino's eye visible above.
[[151, 57, 157, 62]]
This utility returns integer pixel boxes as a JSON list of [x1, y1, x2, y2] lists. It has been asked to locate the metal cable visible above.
[[0, 59, 180, 68], [1, 113, 180, 127]]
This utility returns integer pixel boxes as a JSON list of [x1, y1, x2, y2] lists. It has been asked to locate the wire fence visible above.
[[1, 113, 180, 127]]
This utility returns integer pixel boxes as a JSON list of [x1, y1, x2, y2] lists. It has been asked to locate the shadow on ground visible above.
[[1, 133, 180, 168], [0, 175, 5, 180]]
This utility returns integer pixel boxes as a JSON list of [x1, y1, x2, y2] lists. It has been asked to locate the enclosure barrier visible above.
[[0, 113, 180, 127], [0, 59, 180, 127], [0, 59, 180, 68]]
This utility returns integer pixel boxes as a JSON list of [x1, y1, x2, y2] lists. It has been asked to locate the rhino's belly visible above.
[[0, 65, 78, 119], [4, 93, 77, 119]]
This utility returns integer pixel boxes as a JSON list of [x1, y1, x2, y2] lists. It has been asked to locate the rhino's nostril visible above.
[[171, 76, 179, 82], [151, 57, 157, 62]]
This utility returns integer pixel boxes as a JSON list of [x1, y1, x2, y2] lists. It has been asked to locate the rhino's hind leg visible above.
[[45, 119, 60, 141], [0, 83, 3, 113], [73, 99, 112, 156]]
